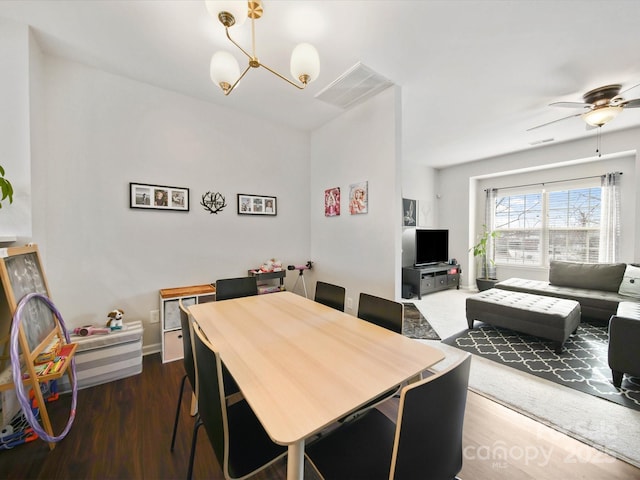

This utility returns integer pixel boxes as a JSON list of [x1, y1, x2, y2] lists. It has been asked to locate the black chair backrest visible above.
[[192, 322, 227, 468], [357, 293, 403, 334], [178, 300, 196, 391], [392, 355, 471, 479], [215, 276, 258, 301], [314, 281, 346, 311]]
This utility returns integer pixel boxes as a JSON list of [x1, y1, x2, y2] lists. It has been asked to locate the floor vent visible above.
[[315, 62, 394, 110]]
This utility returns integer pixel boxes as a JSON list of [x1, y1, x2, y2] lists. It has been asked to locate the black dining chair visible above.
[[170, 300, 241, 480], [170, 300, 198, 449], [306, 354, 472, 480], [191, 319, 287, 480], [357, 292, 403, 334], [314, 281, 346, 311], [215, 276, 258, 301]]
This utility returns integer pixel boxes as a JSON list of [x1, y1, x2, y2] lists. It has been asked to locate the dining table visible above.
[[188, 290, 445, 480]]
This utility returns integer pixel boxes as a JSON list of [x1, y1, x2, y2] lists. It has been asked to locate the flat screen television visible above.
[[415, 229, 449, 267]]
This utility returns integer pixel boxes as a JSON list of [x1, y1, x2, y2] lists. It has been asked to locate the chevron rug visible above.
[[443, 321, 640, 411]]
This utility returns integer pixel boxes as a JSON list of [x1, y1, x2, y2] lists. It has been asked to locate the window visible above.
[[494, 185, 602, 266]]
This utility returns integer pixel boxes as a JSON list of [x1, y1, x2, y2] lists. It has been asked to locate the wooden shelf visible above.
[[160, 284, 215, 299]]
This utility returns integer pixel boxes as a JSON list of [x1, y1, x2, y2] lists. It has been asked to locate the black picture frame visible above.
[[130, 182, 190, 212], [237, 194, 277, 216]]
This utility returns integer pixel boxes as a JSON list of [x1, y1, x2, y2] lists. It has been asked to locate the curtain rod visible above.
[[485, 171, 623, 192]]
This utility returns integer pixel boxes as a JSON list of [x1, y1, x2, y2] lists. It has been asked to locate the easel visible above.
[[0, 244, 77, 450]]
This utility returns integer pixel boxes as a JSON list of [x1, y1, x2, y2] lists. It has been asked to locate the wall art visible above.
[[403, 198, 417, 226], [237, 194, 277, 216], [201, 191, 227, 214], [324, 187, 340, 217], [130, 182, 189, 211], [349, 181, 368, 215]]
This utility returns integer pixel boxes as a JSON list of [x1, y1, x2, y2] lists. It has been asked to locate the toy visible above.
[[106, 309, 124, 330], [73, 325, 110, 336], [258, 258, 283, 273]]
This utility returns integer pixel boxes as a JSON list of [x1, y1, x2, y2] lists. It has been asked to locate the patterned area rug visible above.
[[443, 321, 640, 411], [402, 303, 440, 340]]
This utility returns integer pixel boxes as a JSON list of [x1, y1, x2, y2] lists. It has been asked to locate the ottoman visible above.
[[466, 289, 581, 353]]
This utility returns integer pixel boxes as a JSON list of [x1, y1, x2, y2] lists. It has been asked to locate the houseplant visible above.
[[470, 224, 500, 291], [0, 165, 14, 209]]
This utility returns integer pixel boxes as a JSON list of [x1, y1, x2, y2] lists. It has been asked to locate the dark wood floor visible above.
[[0, 354, 638, 479]]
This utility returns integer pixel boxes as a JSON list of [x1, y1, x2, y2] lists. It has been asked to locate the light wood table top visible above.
[[189, 291, 445, 445]]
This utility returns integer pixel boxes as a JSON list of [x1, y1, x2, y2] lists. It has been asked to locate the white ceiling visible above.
[[3, 0, 640, 168]]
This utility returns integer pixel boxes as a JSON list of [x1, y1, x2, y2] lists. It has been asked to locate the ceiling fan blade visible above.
[[621, 98, 640, 108], [527, 112, 584, 131], [549, 101, 591, 108]]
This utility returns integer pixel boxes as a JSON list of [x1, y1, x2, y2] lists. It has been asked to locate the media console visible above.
[[402, 263, 461, 299]]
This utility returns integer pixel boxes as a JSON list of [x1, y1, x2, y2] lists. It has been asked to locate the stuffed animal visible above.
[[107, 309, 124, 330]]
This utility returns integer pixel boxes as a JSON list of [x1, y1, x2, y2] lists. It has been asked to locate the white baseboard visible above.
[[143, 342, 161, 356]]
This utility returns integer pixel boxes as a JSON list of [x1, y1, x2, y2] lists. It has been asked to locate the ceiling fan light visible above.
[[582, 106, 623, 127], [210, 51, 240, 91], [290, 43, 320, 84], [205, 0, 248, 27]]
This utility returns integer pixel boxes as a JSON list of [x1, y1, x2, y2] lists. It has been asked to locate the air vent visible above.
[[315, 62, 394, 110]]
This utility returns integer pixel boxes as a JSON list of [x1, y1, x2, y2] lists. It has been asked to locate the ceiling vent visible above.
[[315, 62, 394, 110]]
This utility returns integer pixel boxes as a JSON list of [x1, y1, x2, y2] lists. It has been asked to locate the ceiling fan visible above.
[[528, 83, 640, 131]]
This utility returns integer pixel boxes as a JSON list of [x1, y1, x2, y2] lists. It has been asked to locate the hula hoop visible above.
[[10, 293, 77, 443]]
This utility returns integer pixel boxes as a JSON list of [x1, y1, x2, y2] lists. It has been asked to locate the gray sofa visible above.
[[495, 260, 640, 387], [495, 261, 630, 322]]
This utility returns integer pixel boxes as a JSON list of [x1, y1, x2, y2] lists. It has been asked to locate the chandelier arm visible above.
[[225, 27, 254, 62], [224, 65, 253, 96], [259, 62, 306, 90]]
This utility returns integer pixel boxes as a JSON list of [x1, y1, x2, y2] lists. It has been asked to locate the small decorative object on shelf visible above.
[[106, 309, 124, 330], [201, 191, 227, 214]]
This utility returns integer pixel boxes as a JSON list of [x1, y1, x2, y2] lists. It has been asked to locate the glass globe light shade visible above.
[[210, 51, 240, 88], [290, 43, 320, 84], [582, 106, 623, 127], [205, 0, 248, 27]]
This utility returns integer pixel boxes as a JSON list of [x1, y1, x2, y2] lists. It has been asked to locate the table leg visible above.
[[287, 439, 305, 480]]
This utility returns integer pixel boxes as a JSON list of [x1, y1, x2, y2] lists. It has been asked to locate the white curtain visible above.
[[484, 188, 498, 277], [599, 172, 621, 263]]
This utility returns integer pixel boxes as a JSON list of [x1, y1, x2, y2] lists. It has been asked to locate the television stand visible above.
[[402, 263, 461, 299]]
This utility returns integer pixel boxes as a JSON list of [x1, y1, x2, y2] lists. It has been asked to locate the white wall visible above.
[[437, 129, 640, 288], [0, 19, 31, 238], [310, 87, 402, 313], [401, 162, 437, 267], [27, 56, 311, 350]]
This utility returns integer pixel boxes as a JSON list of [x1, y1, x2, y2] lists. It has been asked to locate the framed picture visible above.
[[349, 181, 368, 215], [403, 198, 417, 226], [324, 187, 340, 217], [130, 182, 189, 212], [237, 194, 277, 216]]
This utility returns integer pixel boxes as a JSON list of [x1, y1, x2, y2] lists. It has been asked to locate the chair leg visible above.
[[171, 374, 188, 452], [612, 370, 623, 388], [187, 417, 203, 480]]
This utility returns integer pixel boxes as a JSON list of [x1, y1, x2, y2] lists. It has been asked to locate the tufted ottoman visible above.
[[466, 288, 581, 353]]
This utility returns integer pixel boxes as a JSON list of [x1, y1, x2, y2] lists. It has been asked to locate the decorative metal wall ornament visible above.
[[200, 191, 227, 214]]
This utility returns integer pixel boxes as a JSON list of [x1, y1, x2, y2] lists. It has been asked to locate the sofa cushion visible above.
[[549, 260, 626, 292], [618, 264, 640, 299]]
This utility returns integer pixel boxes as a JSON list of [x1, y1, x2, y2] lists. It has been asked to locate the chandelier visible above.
[[205, 0, 320, 95]]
